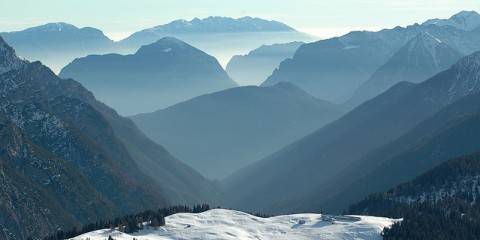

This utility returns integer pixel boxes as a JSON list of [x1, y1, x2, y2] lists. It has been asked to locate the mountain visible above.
[[0, 22, 114, 72], [226, 42, 304, 86], [224, 50, 480, 214], [0, 37, 217, 240], [132, 82, 343, 179], [261, 11, 480, 103], [70, 209, 395, 240], [423, 10, 480, 31], [117, 17, 314, 66], [349, 152, 480, 239], [60, 37, 237, 115], [346, 32, 463, 108]]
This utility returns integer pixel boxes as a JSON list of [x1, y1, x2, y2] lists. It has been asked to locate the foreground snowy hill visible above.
[[71, 209, 395, 240]]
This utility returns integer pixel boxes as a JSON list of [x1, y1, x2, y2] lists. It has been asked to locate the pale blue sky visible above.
[[1, 0, 480, 40]]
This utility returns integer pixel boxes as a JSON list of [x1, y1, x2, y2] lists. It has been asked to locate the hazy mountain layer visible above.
[[0, 22, 114, 72], [60, 37, 237, 115], [224, 50, 480, 214], [132, 82, 343, 179], [226, 42, 303, 86]]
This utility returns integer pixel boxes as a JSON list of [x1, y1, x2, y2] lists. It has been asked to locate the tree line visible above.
[[39, 204, 211, 240]]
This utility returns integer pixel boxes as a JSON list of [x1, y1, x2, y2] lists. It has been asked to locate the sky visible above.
[[1, 0, 480, 41]]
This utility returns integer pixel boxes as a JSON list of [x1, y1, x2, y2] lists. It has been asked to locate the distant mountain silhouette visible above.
[[0, 22, 114, 72], [132, 82, 343, 179], [121, 16, 296, 46], [224, 50, 480, 214], [226, 42, 303, 86], [60, 37, 237, 115], [262, 11, 480, 104], [0, 37, 217, 240], [346, 32, 462, 108]]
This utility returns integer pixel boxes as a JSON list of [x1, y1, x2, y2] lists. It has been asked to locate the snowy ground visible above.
[[71, 209, 396, 240]]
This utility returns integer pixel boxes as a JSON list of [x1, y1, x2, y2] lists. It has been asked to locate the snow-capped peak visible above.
[[423, 10, 480, 31]]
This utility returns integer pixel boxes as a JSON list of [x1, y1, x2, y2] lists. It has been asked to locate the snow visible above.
[[70, 209, 396, 240], [163, 48, 172, 53]]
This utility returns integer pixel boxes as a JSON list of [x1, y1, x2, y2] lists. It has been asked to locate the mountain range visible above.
[[226, 42, 303, 86], [261, 11, 480, 104], [132, 82, 343, 179], [0, 37, 217, 240], [0, 17, 313, 72], [117, 17, 314, 66], [121, 16, 296, 46], [60, 37, 237, 115], [224, 48, 480, 214], [423, 10, 480, 31]]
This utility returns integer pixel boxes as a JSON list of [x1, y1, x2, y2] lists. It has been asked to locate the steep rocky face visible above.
[[0, 38, 218, 239], [347, 32, 463, 107], [0, 37, 24, 74], [0, 61, 167, 239], [60, 37, 237, 115]]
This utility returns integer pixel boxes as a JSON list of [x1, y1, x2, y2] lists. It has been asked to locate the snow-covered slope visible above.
[[71, 209, 395, 240]]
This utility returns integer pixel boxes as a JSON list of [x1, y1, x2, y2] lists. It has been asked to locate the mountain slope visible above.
[[224, 50, 480, 214], [0, 37, 217, 239], [226, 42, 303, 86], [300, 90, 480, 213], [0, 22, 114, 72], [349, 152, 480, 239], [132, 82, 343, 179], [261, 11, 480, 103], [71, 209, 395, 240], [347, 32, 462, 108], [60, 37, 237, 115]]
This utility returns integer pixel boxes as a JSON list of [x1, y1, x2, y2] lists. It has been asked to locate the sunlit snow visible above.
[[71, 209, 396, 240]]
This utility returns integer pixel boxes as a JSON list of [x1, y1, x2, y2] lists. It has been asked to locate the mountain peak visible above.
[[135, 37, 192, 55], [0, 37, 24, 74], [423, 10, 480, 31], [25, 22, 78, 32]]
